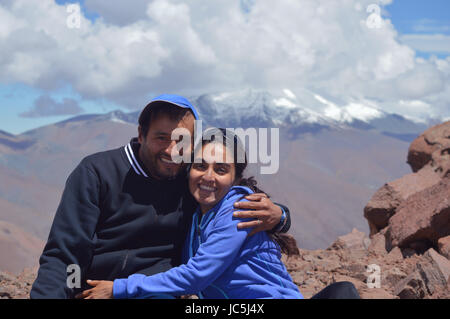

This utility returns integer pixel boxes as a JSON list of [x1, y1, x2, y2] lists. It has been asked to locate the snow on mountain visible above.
[[191, 88, 332, 130], [189, 88, 427, 139], [313, 94, 383, 124]]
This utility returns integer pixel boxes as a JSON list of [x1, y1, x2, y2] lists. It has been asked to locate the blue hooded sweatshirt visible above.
[[113, 186, 303, 299]]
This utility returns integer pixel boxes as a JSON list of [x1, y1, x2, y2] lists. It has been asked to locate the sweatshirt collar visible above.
[[124, 138, 149, 177], [124, 137, 189, 181]]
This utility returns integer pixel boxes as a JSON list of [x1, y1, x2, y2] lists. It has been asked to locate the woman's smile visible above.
[[189, 143, 236, 214], [198, 184, 217, 193]]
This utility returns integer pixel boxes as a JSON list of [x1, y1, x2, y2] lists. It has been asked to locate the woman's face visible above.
[[189, 142, 236, 213]]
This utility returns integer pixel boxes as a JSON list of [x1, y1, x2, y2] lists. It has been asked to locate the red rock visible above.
[[342, 263, 367, 282], [364, 166, 441, 235], [329, 228, 370, 260], [394, 248, 450, 297], [386, 247, 404, 263], [330, 228, 368, 251], [386, 177, 450, 249], [423, 248, 450, 285], [389, 165, 442, 200], [407, 121, 450, 173], [382, 267, 407, 287], [0, 268, 37, 299], [408, 137, 435, 173], [364, 184, 401, 235], [393, 271, 427, 299], [368, 232, 387, 256], [416, 263, 443, 296], [437, 236, 450, 259], [316, 258, 341, 273]]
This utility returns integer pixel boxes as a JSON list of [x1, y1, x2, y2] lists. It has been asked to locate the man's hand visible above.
[[75, 280, 114, 299], [233, 193, 282, 236]]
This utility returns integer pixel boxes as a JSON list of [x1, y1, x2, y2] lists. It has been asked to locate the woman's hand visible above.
[[75, 280, 114, 299], [232, 193, 282, 236]]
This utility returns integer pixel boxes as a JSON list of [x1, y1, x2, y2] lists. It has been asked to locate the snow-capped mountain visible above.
[[189, 88, 428, 140], [192, 88, 335, 129], [50, 88, 428, 142]]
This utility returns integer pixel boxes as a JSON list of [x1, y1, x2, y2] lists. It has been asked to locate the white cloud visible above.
[[395, 62, 445, 99], [0, 0, 168, 101], [399, 100, 431, 110], [0, 6, 25, 38], [0, 0, 448, 120]]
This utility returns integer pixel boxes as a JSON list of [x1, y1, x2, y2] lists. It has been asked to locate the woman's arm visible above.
[[112, 198, 252, 299]]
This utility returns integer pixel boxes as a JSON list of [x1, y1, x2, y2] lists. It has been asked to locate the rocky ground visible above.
[[0, 267, 37, 299], [284, 230, 449, 299], [1, 121, 449, 299]]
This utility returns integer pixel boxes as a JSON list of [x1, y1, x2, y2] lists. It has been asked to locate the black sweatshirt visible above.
[[30, 138, 291, 299]]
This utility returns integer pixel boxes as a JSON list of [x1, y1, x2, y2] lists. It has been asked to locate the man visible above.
[[30, 94, 291, 299]]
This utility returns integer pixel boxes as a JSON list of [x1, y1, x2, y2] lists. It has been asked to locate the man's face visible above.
[[138, 113, 195, 180]]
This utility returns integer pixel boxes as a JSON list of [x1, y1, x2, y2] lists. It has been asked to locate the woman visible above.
[[76, 128, 303, 299]]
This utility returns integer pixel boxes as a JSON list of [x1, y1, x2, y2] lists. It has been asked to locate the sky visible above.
[[0, 0, 449, 134]]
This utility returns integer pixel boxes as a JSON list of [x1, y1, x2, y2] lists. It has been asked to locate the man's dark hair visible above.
[[138, 101, 195, 138]]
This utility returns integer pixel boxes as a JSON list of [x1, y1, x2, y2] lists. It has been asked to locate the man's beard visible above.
[[147, 152, 184, 180]]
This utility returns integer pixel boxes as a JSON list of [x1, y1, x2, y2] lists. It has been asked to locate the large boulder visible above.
[[365, 121, 450, 252], [407, 134, 436, 173], [363, 184, 401, 236], [364, 165, 441, 235], [407, 121, 450, 175], [386, 177, 450, 251]]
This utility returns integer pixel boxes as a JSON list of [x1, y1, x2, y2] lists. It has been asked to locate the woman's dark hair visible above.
[[194, 128, 293, 256]]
